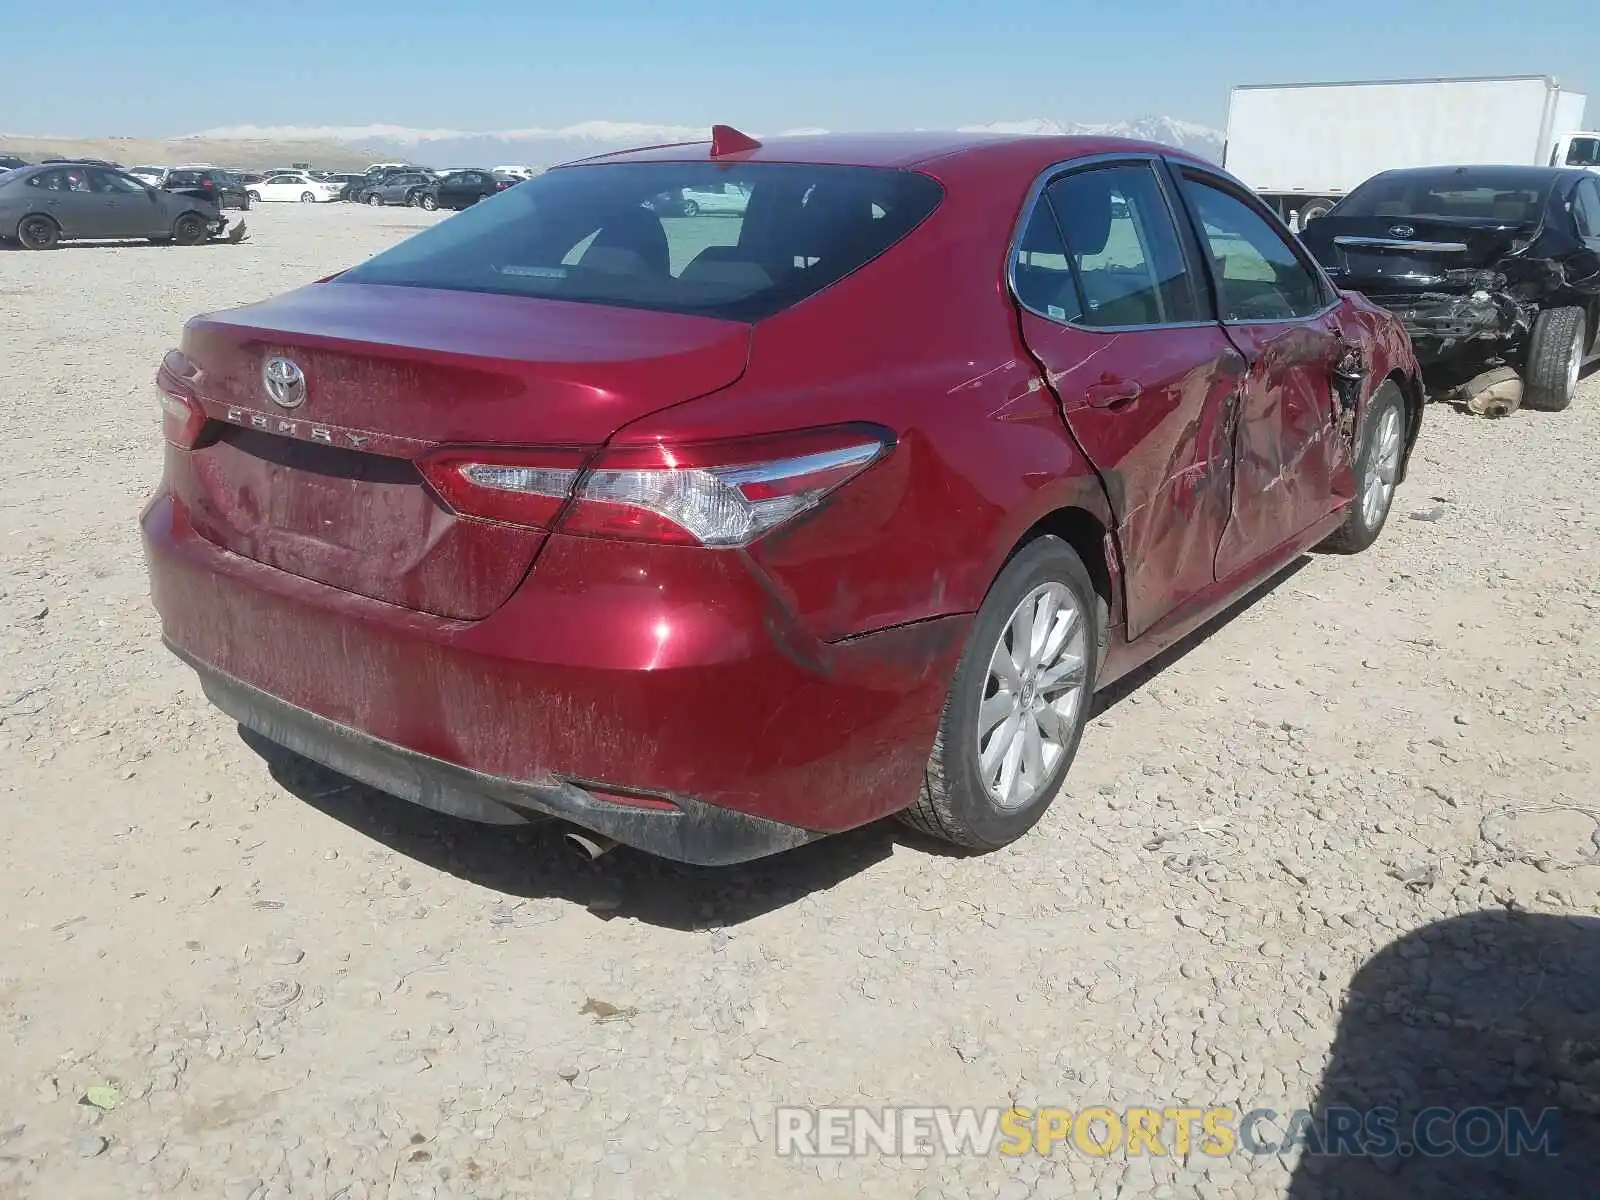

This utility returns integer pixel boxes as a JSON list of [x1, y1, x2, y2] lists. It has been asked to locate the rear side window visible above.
[[1177, 176, 1328, 321], [1011, 205, 1083, 323], [341, 162, 944, 322], [1043, 164, 1197, 328]]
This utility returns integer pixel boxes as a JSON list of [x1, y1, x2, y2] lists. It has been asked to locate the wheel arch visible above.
[[1383, 367, 1425, 483], [985, 494, 1123, 665]]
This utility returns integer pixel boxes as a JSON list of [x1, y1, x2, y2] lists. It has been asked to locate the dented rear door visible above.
[[1011, 159, 1246, 641]]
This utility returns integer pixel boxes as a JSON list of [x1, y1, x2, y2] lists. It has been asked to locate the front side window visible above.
[[341, 162, 943, 322], [1178, 175, 1328, 321], [90, 169, 145, 194], [1565, 138, 1600, 168], [1043, 163, 1197, 328], [1575, 178, 1600, 239]]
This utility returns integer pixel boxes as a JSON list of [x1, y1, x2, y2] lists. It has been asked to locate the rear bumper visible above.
[[179, 646, 819, 865], [141, 493, 967, 863]]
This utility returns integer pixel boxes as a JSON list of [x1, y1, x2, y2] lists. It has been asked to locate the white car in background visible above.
[[128, 165, 168, 186], [491, 165, 535, 180], [678, 180, 751, 216], [246, 173, 344, 203]]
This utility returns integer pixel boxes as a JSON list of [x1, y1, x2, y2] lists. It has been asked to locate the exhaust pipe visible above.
[[564, 830, 619, 861]]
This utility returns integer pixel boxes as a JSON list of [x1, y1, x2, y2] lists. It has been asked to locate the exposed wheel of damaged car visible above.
[[139, 129, 1422, 866], [16, 214, 59, 250], [1320, 381, 1406, 554], [171, 212, 209, 246], [1522, 306, 1588, 412]]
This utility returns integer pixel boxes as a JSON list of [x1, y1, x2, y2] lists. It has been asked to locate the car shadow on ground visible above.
[[1288, 911, 1600, 1199], [0, 237, 246, 252], [238, 552, 1313, 927]]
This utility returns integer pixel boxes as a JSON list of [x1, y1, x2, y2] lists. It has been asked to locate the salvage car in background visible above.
[[164, 167, 251, 211], [429, 169, 507, 210], [362, 171, 438, 208], [1303, 165, 1600, 412], [246, 173, 344, 204], [0, 163, 240, 248], [142, 129, 1421, 866]]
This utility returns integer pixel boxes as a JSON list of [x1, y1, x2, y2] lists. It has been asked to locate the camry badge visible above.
[[262, 356, 307, 409]]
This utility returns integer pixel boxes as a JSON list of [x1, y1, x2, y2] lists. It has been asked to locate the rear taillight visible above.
[[155, 351, 207, 448], [418, 447, 589, 529], [420, 425, 891, 548], [155, 389, 205, 448]]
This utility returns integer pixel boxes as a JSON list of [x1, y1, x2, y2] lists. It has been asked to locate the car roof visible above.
[[1368, 164, 1586, 185], [567, 131, 1214, 181]]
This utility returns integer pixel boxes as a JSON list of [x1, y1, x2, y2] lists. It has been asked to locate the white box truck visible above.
[[1223, 75, 1600, 229]]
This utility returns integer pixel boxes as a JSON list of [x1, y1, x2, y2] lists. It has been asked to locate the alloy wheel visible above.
[[1361, 405, 1403, 528], [976, 581, 1087, 810]]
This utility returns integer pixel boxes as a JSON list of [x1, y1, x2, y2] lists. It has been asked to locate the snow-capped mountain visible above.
[[955, 117, 1223, 160], [193, 116, 1223, 168]]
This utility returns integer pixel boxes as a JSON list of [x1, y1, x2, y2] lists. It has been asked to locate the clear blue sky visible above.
[[2, 0, 1596, 135]]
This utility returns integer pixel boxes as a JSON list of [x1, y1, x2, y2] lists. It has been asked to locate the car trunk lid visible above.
[[170, 282, 751, 619], [1307, 216, 1534, 293]]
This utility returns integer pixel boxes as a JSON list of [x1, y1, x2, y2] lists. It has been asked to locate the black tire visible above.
[[681, 199, 700, 217], [246, 190, 261, 204], [367, 192, 383, 207], [418, 192, 438, 211], [1320, 380, 1406, 554], [172, 212, 209, 246], [299, 191, 316, 203], [1522, 306, 1586, 412], [16, 214, 59, 250], [238, 193, 251, 211], [897, 536, 1102, 851]]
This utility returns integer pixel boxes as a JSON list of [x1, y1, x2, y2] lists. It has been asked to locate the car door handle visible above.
[[1083, 379, 1142, 410]]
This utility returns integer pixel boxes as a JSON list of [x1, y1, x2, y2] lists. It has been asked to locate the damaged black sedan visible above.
[[1302, 165, 1600, 412]]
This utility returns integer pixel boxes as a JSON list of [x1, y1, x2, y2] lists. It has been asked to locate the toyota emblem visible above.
[[1388, 224, 1415, 239], [262, 356, 307, 409]]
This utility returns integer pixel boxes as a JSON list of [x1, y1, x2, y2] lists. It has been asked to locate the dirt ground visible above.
[[2, 204, 1598, 1200]]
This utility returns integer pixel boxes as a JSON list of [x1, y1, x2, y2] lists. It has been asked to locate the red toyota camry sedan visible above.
[[142, 128, 1422, 865]]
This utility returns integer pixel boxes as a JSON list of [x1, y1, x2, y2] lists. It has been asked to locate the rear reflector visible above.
[[419, 425, 892, 547]]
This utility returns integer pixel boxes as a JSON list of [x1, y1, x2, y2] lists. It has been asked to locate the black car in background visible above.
[[163, 168, 251, 211], [0, 154, 28, 172], [430, 169, 505, 210], [1303, 165, 1600, 412], [0, 163, 238, 249]]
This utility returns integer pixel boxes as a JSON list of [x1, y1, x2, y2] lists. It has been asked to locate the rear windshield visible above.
[[1336, 171, 1555, 225], [339, 162, 945, 322]]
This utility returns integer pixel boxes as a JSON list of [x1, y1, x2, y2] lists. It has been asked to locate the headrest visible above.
[[1019, 208, 1066, 254], [1050, 174, 1114, 257], [587, 205, 670, 276]]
